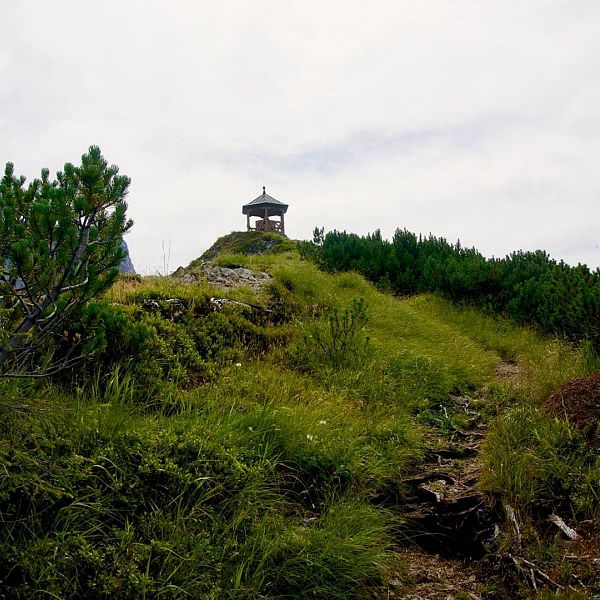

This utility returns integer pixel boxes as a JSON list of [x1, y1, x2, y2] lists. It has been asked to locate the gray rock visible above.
[[174, 262, 271, 290], [119, 240, 136, 274]]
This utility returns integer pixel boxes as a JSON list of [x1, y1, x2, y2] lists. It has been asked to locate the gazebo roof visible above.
[[242, 187, 288, 215]]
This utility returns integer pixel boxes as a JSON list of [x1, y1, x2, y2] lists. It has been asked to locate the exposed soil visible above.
[[387, 549, 483, 599], [544, 373, 600, 448], [387, 371, 600, 599], [554, 527, 600, 591], [495, 360, 521, 380], [398, 395, 497, 559]]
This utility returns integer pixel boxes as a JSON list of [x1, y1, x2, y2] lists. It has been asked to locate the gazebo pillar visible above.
[[246, 213, 250, 231], [280, 211, 285, 235]]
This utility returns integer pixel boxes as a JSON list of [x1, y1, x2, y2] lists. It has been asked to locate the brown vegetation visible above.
[[545, 374, 600, 448]]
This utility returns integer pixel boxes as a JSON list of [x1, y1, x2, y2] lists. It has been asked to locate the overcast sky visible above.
[[1, 1, 599, 272]]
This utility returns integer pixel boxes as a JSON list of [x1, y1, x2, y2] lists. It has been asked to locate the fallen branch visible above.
[[549, 514, 579, 540], [507, 553, 564, 591], [505, 505, 522, 548]]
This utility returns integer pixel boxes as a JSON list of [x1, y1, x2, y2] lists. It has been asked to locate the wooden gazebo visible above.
[[242, 187, 288, 235]]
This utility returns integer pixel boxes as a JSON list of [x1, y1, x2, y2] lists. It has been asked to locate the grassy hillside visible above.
[[197, 230, 296, 262], [1, 232, 598, 599]]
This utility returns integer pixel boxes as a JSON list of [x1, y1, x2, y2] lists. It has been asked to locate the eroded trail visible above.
[[400, 418, 490, 559], [381, 363, 522, 599]]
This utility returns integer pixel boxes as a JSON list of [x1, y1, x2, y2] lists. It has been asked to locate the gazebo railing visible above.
[[250, 218, 283, 233]]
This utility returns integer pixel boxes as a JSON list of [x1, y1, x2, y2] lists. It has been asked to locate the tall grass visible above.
[[481, 405, 600, 521]]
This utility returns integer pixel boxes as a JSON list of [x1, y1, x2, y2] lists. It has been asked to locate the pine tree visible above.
[[0, 146, 132, 375]]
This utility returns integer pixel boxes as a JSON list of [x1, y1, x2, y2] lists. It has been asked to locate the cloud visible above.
[[1, 0, 599, 270]]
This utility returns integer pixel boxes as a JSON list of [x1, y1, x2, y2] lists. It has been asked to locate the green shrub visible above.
[[63, 286, 290, 401], [293, 298, 371, 371]]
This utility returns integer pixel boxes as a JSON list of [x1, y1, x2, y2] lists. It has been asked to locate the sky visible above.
[[1, 0, 599, 272]]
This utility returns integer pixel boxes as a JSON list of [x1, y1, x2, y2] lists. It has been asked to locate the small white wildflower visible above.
[[235, 362, 242, 368], [306, 434, 314, 441], [248, 426, 253, 432], [318, 420, 327, 425]]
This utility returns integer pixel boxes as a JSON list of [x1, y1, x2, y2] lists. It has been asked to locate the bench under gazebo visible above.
[[242, 187, 288, 235]]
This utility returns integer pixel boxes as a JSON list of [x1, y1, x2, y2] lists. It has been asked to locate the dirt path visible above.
[[378, 360, 600, 598], [387, 548, 483, 599], [376, 361, 528, 599], [376, 358, 529, 600]]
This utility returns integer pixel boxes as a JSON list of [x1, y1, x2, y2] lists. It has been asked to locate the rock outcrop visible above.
[[173, 262, 271, 290], [119, 240, 136, 274]]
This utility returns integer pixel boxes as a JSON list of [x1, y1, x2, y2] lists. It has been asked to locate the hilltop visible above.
[[197, 230, 296, 261], [1, 231, 599, 599]]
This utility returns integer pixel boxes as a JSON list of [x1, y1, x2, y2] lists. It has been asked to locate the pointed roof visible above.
[[243, 187, 288, 215]]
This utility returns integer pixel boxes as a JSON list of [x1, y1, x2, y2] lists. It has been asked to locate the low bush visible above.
[[0, 385, 398, 599], [63, 285, 290, 401]]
